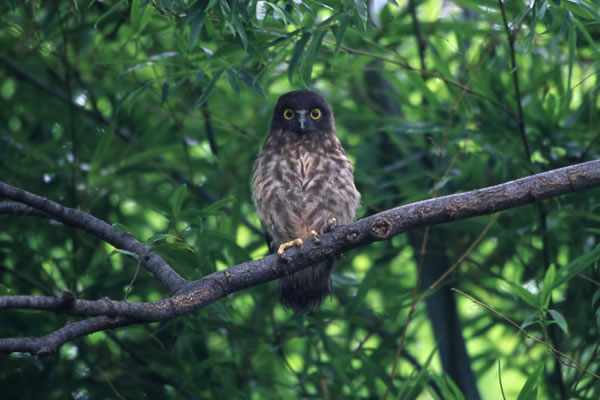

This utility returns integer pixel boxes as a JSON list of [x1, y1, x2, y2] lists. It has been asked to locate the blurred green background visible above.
[[1, 0, 600, 398]]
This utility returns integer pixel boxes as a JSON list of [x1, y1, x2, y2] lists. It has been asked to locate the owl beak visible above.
[[297, 111, 308, 132]]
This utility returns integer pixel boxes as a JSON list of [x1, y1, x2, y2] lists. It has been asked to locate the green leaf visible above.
[[225, 68, 240, 94], [521, 312, 539, 330], [145, 233, 182, 243], [573, 18, 600, 57], [592, 288, 600, 307], [540, 264, 555, 309], [507, 282, 539, 309], [277, 4, 300, 27], [171, 184, 188, 220], [131, 0, 152, 34], [189, 13, 205, 49], [288, 32, 311, 83], [451, 0, 498, 11], [193, 196, 235, 215], [334, 13, 350, 57], [196, 354, 233, 376], [118, 144, 181, 169], [554, 243, 600, 288], [354, 0, 367, 29], [0, 283, 12, 295], [150, 242, 195, 253], [548, 309, 569, 333], [299, 29, 326, 86], [567, 20, 576, 91], [194, 69, 224, 108], [516, 363, 543, 400], [114, 249, 140, 261], [89, 129, 115, 186], [95, 0, 126, 29], [564, 0, 600, 20], [346, 262, 377, 316], [295, 0, 314, 16], [231, 10, 248, 49], [160, 81, 169, 106], [262, 1, 299, 27], [236, 68, 266, 96], [116, 79, 154, 112], [131, 0, 143, 32], [445, 374, 467, 400]]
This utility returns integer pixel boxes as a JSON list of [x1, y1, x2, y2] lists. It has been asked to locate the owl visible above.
[[252, 90, 361, 312]]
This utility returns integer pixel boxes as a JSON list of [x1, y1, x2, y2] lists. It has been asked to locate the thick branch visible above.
[[0, 201, 51, 218], [1, 159, 599, 357], [0, 316, 133, 358], [0, 183, 188, 294], [184, 159, 600, 300]]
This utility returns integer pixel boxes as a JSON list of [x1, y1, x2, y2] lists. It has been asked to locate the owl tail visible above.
[[276, 260, 334, 313]]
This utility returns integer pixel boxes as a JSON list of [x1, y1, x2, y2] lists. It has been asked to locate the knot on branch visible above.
[[528, 187, 539, 201], [369, 217, 393, 240], [60, 290, 76, 309], [445, 201, 459, 219], [568, 169, 587, 188], [345, 230, 360, 242]]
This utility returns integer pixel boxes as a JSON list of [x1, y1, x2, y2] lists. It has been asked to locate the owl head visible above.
[[270, 90, 335, 135]]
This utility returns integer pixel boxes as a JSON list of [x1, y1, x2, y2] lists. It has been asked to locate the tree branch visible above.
[[0, 183, 188, 294], [0, 315, 134, 358], [1, 159, 599, 357], [0, 201, 51, 218]]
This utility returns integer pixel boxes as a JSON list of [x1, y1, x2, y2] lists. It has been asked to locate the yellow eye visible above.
[[310, 108, 321, 120], [283, 109, 295, 120]]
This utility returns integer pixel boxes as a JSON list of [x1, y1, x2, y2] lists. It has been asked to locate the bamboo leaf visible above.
[[171, 184, 188, 220], [299, 29, 326, 86], [236, 68, 266, 97], [354, 0, 367, 29], [194, 69, 224, 108], [225, 68, 240, 94], [548, 309, 569, 333], [334, 13, 350, 57], [288, 32, 311, 83]]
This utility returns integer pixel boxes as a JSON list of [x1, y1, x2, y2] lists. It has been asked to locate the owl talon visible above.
[[277, 238, 304, 256], [310, 229, 320, 244], [325, 217, 337, 233]]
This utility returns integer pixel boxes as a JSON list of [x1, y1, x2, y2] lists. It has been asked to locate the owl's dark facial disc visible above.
[[270, 90, 335, 135]]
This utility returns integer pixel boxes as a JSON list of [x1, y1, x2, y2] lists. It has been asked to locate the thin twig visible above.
[[498, 0, 530, 159], [568, 343, 600, 398], [498, 359, 507, 400], [452, 288, 600, 380], [323, 41, 518, 119]]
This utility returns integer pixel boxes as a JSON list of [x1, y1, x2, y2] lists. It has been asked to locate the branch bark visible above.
[[1, 159, 599, 357], [0, 182, 188, 294]]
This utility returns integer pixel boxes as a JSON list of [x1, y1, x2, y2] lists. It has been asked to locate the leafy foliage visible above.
[[1, 0, 600, 399]]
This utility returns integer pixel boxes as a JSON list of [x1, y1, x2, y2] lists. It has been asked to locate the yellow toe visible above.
[[277, 238, 304, 255]]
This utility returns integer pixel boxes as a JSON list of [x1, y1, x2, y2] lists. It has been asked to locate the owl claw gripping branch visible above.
[[276, 238, 304, 256], [252, 90, 360, 313]]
